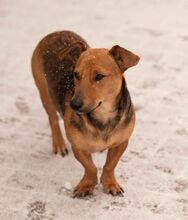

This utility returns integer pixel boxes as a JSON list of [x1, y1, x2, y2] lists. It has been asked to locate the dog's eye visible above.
[[73, 72, 81, 80], [95, 74, 105, 81]]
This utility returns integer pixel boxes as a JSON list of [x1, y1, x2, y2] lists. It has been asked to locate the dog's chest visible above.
[[65, 112, 135, 152]]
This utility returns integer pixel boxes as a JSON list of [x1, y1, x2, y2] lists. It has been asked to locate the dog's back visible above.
[[32, 31, 89, 114]]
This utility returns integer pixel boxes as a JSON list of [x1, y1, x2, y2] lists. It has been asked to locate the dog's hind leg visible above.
[[31, 50, 68, 156], [40, 87, 68, 156]]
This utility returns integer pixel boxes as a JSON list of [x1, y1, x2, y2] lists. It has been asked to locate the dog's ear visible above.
[[109, 45, 140, 72]]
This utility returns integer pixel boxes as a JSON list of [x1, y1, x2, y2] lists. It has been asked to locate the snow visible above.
[[0, 0, 188, 219], [64, 182, 72, 191]]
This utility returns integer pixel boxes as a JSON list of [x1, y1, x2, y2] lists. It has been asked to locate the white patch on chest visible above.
[[93, 102, 116, 124]]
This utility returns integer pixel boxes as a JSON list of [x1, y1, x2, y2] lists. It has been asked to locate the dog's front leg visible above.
[[101, 140, 129, 196], [72, 147, 97, 198]]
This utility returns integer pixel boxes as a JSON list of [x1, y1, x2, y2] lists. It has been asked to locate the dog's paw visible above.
[[105, 183, 124, 196], [101, 175, 124, 197], [73, 177, 97, 198], [52, 139, 68, 157], [53, 146, 68, 157], [73, 188, 93, 198], [61, 148, 69, 157]]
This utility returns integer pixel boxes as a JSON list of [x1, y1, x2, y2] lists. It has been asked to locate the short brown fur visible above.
[[31, 30, 140, 197]]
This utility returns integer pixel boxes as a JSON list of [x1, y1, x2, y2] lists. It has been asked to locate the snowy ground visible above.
[[1, 0, 188, 219]]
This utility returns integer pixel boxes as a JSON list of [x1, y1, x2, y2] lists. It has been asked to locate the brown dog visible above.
[[31, 30, 140, 197]]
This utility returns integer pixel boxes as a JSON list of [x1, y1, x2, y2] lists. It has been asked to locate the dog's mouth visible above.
[[76, 101, 102, 115], [89, 101, 102, 113]]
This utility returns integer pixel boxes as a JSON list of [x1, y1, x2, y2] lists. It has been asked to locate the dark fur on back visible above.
[[40, 31, 89, 113]]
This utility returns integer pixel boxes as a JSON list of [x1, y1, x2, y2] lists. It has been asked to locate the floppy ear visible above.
[[109, 45, 140, 72]]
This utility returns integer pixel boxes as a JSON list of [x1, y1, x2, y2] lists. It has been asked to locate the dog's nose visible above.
[[70, 97, 83, 111]]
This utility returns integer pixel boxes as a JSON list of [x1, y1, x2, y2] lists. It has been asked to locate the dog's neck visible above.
[[86, 78, 129, 131]]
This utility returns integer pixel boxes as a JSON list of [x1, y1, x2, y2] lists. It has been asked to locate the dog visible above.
[[31, 30, 140, 198]]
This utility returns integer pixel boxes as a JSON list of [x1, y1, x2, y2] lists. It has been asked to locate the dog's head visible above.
[[70, 45, 140, 114]]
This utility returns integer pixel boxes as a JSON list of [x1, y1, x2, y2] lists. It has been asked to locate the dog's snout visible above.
[[70, 97, 83, 111]]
